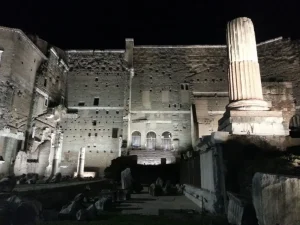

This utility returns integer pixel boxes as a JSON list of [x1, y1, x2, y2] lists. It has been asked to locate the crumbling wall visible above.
[[263, 82, 296, 132], [0, 27, 46, 176], [60, 51, 127, 176], [0, 135, 23, 176], [258, 38, 300, 113], [35, 49, 67, 106]]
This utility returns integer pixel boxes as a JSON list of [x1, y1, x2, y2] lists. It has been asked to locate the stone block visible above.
[[252, 172, 300, 225], [211, 131, 229, 144]]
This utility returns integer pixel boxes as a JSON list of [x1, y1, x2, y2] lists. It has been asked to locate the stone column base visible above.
[[218, 110, 287, 136], [227, 99, 269, 111]]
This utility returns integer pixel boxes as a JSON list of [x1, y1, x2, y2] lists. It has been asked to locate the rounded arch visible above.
[[146, 131, 156, 139], [132, 131, 141, 136], [146, 131, 156, 150], [131, 131, 141, 149], [162, 131, 172, 139], [161, 131, 172, 151]]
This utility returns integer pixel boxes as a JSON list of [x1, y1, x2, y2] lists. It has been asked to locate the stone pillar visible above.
[[77, 147, 85, 178], [127, 68, 134, 148], [226, 17, 269, 111]]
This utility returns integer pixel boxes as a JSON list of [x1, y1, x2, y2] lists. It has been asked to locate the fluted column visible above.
[[226, 17, 269, 111]]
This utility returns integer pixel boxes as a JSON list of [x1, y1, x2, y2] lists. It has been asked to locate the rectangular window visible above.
[[112, 128, 118, 138], [78, 102, 85, 106], [93, 97, 99, 106], [92, 120, 97, 126], [44, 78, 47, 87]]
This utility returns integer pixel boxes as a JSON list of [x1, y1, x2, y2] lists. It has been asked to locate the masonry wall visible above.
[[35, 50, 67, 106], [258, 38, 300, 114], [130, 46, 228, 150], [8, 30, 44, 132], [193, 82, 295, 138], [60, 51, 127, 176], [0, 28, 15, 130]]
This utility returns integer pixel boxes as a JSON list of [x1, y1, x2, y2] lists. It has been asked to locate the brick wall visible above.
[[60, 50, 127, 175]]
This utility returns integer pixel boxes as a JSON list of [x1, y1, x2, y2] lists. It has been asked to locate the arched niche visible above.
[[132, 131, 141, 149], [146, 131, 156, 150], [161, 131, 172, 150]]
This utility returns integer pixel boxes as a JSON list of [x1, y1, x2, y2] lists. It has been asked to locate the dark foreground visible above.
[[41, 214, 227, 225]]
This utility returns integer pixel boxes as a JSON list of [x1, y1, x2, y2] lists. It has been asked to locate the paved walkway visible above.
[[116, 188, 200, 215]]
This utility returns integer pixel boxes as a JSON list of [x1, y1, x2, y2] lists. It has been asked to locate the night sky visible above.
[[0, 0, 299, 49]]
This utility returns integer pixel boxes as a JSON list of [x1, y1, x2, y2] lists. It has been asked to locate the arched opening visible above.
[[146, 132, 156, 150], [161, 131, 172, 150], [289, 115, 300, 138], [132, 131, 141, 149]]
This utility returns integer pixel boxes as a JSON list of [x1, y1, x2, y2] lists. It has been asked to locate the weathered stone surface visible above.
[[227, 192, 257, 225], [252, 172, 300, 225], [226, 17, 268, 111], [59, 201, 84, 220], [94, 197, 113, 212], [121, 168, 132, 190]]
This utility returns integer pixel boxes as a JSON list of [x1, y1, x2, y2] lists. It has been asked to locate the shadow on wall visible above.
[[289, 114, 300, 138], [104, 155, 181, 185], [84, 167, 99, 177], [221, 135, 300, 196]]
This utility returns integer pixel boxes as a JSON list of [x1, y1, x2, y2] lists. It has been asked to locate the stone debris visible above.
[[59, 201, 84, 220], [1, 195, 43, 225], [227, 192, 257, 225], [121, 168, 132, 190], [94, 196, 113, 213], [50, 172, 62, 183], [252, 172, 300, 225]]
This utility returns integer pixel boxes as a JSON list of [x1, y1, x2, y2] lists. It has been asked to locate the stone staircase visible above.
[[129, 150, 177, 165]]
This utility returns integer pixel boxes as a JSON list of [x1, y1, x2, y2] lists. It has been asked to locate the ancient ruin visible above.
[[0, 16, 300, 224]]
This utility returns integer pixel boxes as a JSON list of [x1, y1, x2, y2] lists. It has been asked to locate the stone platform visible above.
[[129, 150, 177, 165], [218, 110, 286, 136]]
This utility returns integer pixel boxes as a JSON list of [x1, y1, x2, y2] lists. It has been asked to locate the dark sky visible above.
[[0, 0, 299, 49]]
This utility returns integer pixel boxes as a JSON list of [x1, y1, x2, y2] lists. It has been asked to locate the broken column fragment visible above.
[[218, 17, 286, 136], [226, 17, 269, 111]]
